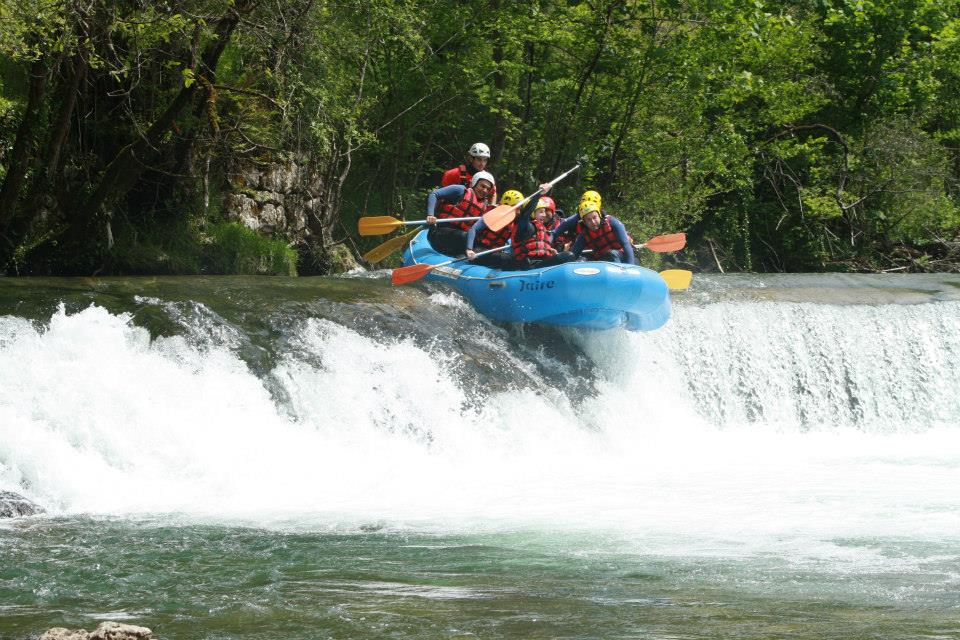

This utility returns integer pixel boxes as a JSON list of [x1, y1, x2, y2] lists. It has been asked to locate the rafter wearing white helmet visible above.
[[470, 171, 495, 189], [468, 142, 491, 159], [439, 142, 496, 206]]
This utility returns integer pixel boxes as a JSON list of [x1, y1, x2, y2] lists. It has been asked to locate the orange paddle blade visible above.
[[641, 233, 686, 253], [358, 216, 404, 236], [391, 263, 434, 285], [363, 228, 419, 262], [482, 204, 518, 232], [660, 269, 693, 290]]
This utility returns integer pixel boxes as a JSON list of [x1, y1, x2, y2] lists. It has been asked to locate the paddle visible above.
[[362, 227, 421, 263], [660, 269, 693, 290], [483, 164, 581, 232], [391, 245, 509, 286], [358, 215, 480, 236], [581, 233, 688, 256], [639, 233, 686, 253]]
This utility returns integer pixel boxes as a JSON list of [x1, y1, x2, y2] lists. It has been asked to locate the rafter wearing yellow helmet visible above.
[[500, 189, 524, 206], [571, 197, 638, 265], [576, 190, 598, 213]]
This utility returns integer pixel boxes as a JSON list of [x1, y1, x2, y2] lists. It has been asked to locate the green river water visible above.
[[4, 518, 957, 640]]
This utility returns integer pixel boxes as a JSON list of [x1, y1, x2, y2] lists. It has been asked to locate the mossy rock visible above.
[[327, 243, 361, 274]]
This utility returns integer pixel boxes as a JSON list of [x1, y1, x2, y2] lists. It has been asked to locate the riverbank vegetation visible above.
[[1, 0, 959, 275]]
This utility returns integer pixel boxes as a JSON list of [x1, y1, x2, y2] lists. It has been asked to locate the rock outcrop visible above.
[[226, 158, 316, 238], [40, 622, 152, 640], [327, 243, 362, 273], [38, 629, 88, 640], [0, 490, 43, 518], [222, 156, 363, 275]]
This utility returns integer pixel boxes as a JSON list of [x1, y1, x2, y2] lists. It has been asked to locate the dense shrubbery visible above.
[[204, 223, 297, 276], [1, 0, 959, 274]]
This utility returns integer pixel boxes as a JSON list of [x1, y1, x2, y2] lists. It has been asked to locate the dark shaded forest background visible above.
[[2, 0, 959, 275]]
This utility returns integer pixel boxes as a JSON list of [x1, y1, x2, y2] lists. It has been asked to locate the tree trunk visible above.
[[607, 81, 642, 185], [46, 53, 85, 177], [0, 59, 49, 238], [490, 0, 507, 164], [2, 53, 88, 266], [519, 38, 534, 152], [550, 2, 618, 175], [75, 0, 254, 226]]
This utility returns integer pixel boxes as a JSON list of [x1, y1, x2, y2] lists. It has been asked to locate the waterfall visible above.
[[1, 279, 958, 551]]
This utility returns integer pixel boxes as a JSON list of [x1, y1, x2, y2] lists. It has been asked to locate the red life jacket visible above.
[[437, 187, 485, 232], [581, 217, 631, 256], [476, 221, 513, 248], [544, 216, 571, 249], [441, 164, 496, 204], [512, 219, 557, 261], [441, 164, 471, 188]]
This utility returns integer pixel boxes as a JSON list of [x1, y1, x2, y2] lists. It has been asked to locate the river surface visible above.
[[1, 273, 959, 639]]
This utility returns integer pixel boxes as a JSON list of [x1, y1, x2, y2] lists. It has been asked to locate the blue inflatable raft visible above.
[[400, 230, 671, 331]]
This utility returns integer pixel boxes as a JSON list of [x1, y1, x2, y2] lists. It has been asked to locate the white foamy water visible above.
[[1, 299, 959, 563]]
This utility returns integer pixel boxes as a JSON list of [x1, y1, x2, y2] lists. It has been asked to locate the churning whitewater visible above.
[[2, 278, 960, 563]]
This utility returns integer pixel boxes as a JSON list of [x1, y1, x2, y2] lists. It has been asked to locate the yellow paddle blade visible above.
[[358, 216, 404, 236], [362, 228, 420, 263], [660, 269, 693, 290], [482, 203, 519, 232]]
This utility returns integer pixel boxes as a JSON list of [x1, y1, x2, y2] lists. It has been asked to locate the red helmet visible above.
[[536, 196, 556, 213]]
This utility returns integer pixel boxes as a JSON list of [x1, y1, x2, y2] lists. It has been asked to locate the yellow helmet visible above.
[[578, 200, 600, 216], [578, 201, 601, 219], [581, 190, 602, 207], [500, 189, 523, 206]]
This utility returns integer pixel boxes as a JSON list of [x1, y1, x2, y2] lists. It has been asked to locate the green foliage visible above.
[[854, 119, 960, 243], [203, 222, 297, 276], [107, 218, 297, 276], [0, 0, 68, 62], [2, 0, 960, 274], [109, 217, 205, 275]]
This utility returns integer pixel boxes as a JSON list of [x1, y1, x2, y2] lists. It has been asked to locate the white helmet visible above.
[[470, 170, 495, 188], [468, 142, 491, 159]]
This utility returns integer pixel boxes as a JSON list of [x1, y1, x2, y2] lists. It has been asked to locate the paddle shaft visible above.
[[391, 244, 510, 285], [579, 233, 685, 255], [424, 216, 480, 225], [546, 163, 582, 189], [483, 164, 581, 232], [434, 244, 508, 269], [518, 163, 582, 209], [359, 214, 480, 236], [582, 244, 647, 253]]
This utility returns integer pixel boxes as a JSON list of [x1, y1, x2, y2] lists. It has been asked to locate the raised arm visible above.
[[513, 196, 540, 240]]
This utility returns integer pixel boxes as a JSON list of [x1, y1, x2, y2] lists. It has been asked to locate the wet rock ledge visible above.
[[40, 622, 152, 640], [0, 491, 43, 518]]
